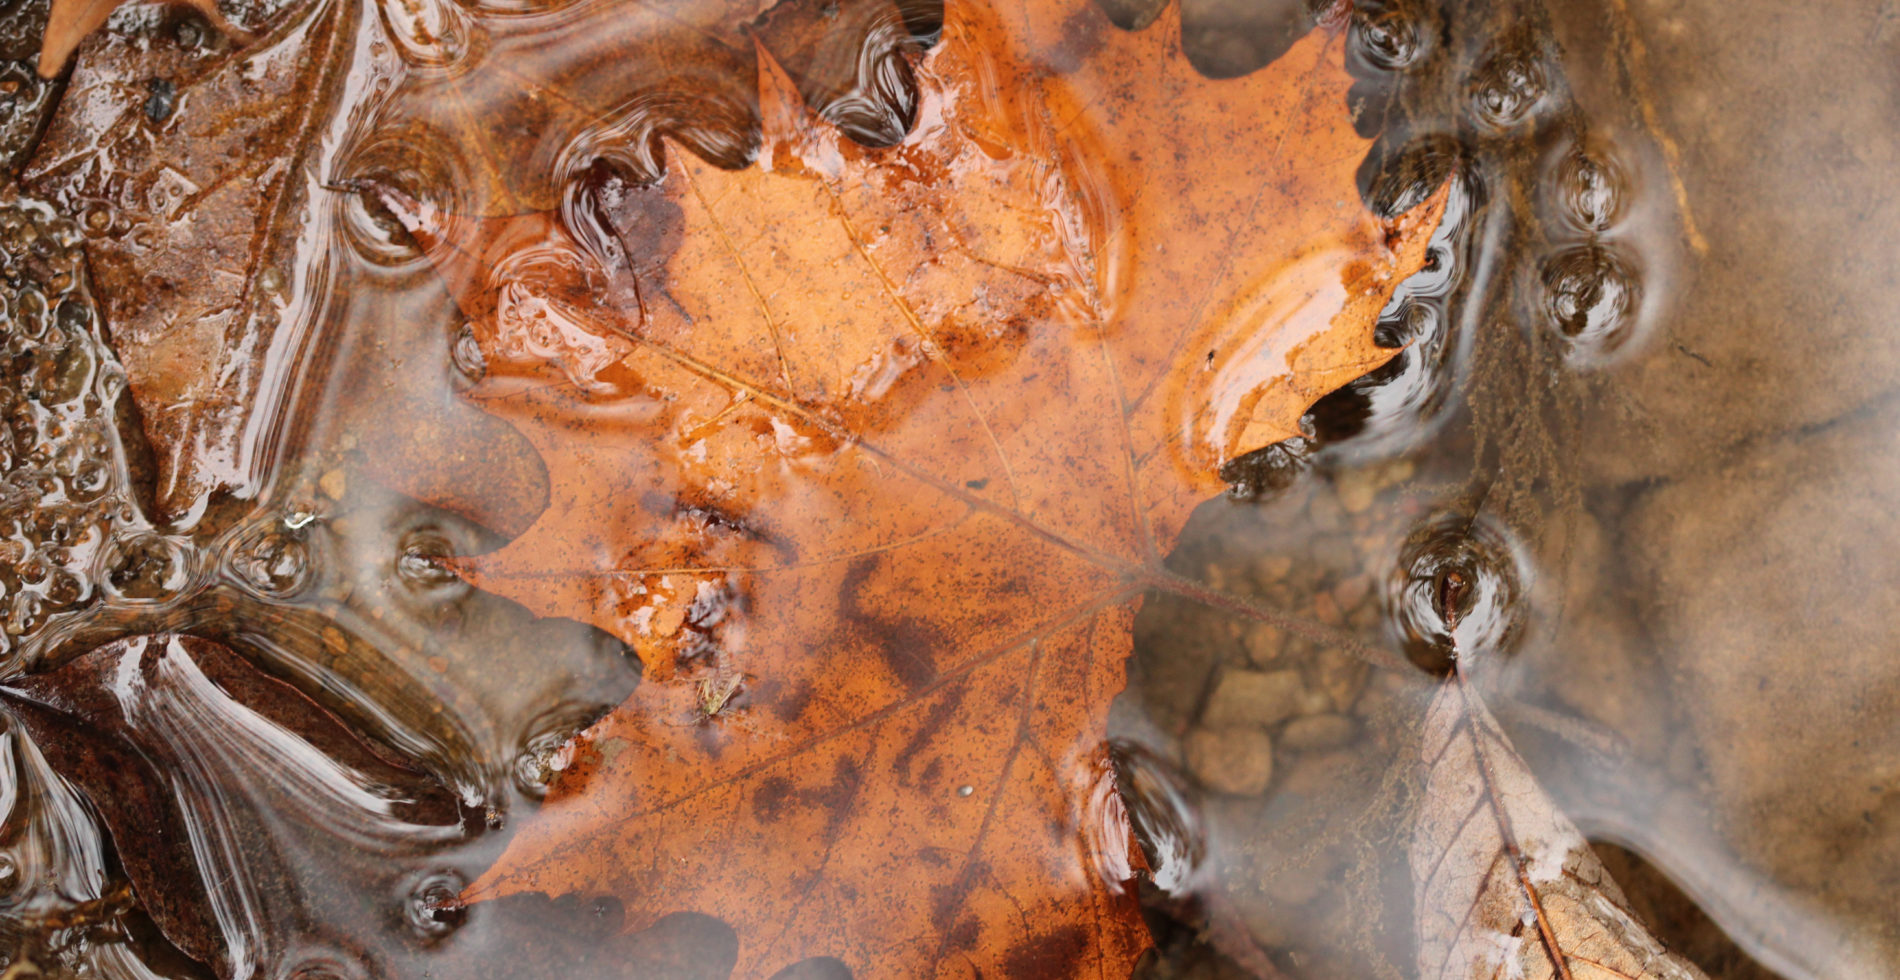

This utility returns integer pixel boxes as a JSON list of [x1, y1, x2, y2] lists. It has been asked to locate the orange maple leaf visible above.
[[357, 0, 1447, 974]]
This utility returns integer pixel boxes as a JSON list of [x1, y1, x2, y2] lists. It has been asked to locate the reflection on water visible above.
[[1125, 0, 1900, 975], [1, 0, 1897, 975]]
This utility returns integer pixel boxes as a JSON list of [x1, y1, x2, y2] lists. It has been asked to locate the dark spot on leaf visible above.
[[839, 557, 943, 692], [755, 775, 794, 821], [891, 683, 967, 781], [1003, 923, 1091, 977], [1041, 4, 1109, 72]]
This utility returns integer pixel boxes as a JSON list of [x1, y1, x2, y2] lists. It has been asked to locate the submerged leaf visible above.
[[1413, 673, 1712, 980], [1, 634, 464, 976], [356, 0, 1449, 974], [25, 0, 347, 520]]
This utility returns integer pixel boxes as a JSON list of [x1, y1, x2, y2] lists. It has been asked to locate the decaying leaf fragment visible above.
[[36, 0, 245, 78], [1414, 672, 1712, 980], [0, 634, 464, 977], [25, 0, 348, 520], [360, 0, 1450, 974]]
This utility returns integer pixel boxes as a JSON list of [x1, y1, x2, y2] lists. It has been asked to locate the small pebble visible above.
[[1251, 554, 1294, 586], [1304, 492, 1345, 532], [1280, 714, 1359, 752], [1311, 592, 1343, 626], [1278, 750, 1360, 796], [1241, 622, 1285, 666], [1201, 668, 1305, 728], [318, 468, 348, 500], [1313, 645, 1369, 710], [1307, 534, 1357, 571], [1294, 686, 1334, 717], [1331, 574, 1372, 612], [1335, 468, 1378, 513], [1184, 726, 1274, 796]]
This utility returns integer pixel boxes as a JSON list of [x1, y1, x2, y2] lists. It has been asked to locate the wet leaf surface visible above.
[[353, 0, 1447, 974], [35, 0, 243, 78], [6, 0, 1894, 973], [0, 0, 64, 172], [0, 633, 739, 980], [23, 0, 353, 520], [1413, 670, 1710, 980], [0, 187, 146, 656], [1, 633, 464, 974]]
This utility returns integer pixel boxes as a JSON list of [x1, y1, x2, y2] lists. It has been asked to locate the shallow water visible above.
[[1126, 0, 1900, 976], [1, 0, 1897, 976]]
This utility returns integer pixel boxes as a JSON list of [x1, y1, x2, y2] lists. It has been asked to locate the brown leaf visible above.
[[0, 633, 757, 979], [36, 0, 245, 79], [0, 634, 464, 976], [1413, 671, 1713, 980], [360, 0, 1448, 974], [24, 0, 345, 520]]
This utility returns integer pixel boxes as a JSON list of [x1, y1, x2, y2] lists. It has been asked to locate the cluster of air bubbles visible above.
[[1535, 138, 1648, 366], [0, 62, 60, 175], [1384, 511, 1526, 676], [510, 702, 607, 800], [400, 868, 468, 941], [1351, 0, 1429, 72], [0, 191, 144, 656], [226, 518, 315, 599], [1467, 38, 1551, 131]]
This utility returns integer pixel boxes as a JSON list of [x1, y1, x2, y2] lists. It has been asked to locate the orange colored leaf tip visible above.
[[37, 0, 251, 79]]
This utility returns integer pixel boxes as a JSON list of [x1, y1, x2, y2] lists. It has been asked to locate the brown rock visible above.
[[1201, 669, 1305, 728], [1183, 726, 1274, 797], [1334, 467, 1378, 514], [1251, 554, 1294, 586], [319, 468, 348, 501], [1311, 646, 1368, 711], [1279, 714, 1358, 753], [1330, 574, 1371, 614], [1241, 623, 1286, 666]]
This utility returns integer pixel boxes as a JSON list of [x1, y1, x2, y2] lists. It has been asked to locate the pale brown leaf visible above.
[[26, 0, 336, 520], [1414, 672, 1713, 980]]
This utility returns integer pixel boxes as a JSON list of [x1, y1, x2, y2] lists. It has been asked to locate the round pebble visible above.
[[1184, 727, 1274, 797]]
